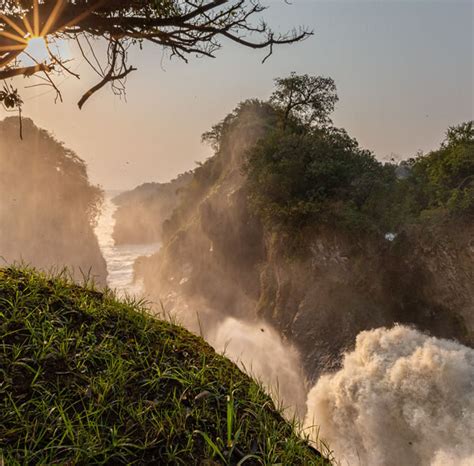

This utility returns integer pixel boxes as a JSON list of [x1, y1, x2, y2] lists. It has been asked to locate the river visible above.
[[94, 193, 160, 297]]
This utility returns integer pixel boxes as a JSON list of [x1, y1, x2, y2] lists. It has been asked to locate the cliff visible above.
[[133, 105, 473, 378], [0, 117, 107, 285], [257, 223, 472, 376]]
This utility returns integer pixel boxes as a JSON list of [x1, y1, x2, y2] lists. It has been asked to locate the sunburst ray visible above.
[[0, 44, 26, 52], [22, 15, 34, 37], [0, 14, 27, 39], [33, 0, 40, 37], [40, 0, 67, 37], [0, 30, 28, 44]]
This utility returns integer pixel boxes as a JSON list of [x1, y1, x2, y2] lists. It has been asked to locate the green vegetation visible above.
[[399, 121, 474, 221], [245, 126, 395, 232], [163, 100, 276, 241], [0, 267, 328, 465], [269, 73, 338, 130], [157, 74, 473, 244], [240, 74, 473, 235]]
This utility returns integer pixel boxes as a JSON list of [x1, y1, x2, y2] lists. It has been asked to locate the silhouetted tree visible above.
[[0, 1, 311, 109], [270, 72, 338, 130]]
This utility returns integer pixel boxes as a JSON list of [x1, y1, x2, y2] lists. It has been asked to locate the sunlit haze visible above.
[[2, 0, 472, 190]]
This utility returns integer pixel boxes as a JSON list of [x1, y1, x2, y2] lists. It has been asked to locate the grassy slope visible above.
[[0, 267, 328, 465]]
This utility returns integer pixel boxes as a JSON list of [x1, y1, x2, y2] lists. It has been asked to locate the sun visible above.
[[0, 0, 66, 63], [1, 1, 101, 69], [23, 36, 49, 63]]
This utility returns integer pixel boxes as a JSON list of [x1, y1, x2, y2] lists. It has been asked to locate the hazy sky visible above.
[[1, 0, 473, 190]]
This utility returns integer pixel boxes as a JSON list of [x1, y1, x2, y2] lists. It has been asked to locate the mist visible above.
[[2, 88, 470, 466], [208, 317, 309, 419], [0, 117, 107, 284], [304, 326, 474, 466]]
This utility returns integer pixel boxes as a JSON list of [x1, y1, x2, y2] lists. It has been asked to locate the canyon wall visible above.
[[0, 117, 107, 284], [131, 107, 473, 378]]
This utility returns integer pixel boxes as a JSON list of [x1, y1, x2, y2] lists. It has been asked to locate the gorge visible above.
[[107, 103, 473, 465], [1, 103, 472, 465]]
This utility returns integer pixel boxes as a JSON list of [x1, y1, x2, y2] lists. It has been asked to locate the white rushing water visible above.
[[94, 193, 160, 297], [94, 194, 474, 466], [304, 326, 474, 466]]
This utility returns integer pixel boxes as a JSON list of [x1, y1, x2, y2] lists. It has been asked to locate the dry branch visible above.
[[0, 1, 312, 108]]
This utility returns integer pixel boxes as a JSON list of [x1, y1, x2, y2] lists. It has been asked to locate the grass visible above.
[[0, 267, 329, 465]]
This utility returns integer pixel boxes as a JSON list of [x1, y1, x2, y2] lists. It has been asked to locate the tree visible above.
[[407, 121, 474, 217], [270, 72, 338, 130], [0, 1, 311, 110], [442, 121, 474, 149], [244, 125, 395, 231]]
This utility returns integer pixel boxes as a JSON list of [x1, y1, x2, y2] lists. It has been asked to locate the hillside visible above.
[[112, 173, 192, 245], [0, 117, 107, 284], [0, 267, 328, 465]]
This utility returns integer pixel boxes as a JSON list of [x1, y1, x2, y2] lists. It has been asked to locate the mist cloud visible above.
[[304, 325, 474, 466]]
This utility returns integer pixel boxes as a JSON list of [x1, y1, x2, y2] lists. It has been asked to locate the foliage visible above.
[[164, 100, 276, 240], [442, 121, 474, 148], [176, 74, 473, 242], [202, 99, 277, 151], [402, 121, 474, 219], [0, 83, 22, 110], [0, 267, 329, 465], [242, 77, 473, 235], [0, 117, 105, 280], [270, 73, 338, 129], [244, 126, 396, 232]]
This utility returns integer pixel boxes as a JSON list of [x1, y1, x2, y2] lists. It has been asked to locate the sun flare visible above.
[[23, 36, 49, 63]]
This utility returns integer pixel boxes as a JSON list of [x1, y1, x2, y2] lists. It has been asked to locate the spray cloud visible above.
[[304, 325, 474, 466]]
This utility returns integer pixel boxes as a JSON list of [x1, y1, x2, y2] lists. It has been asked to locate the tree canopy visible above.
[[240, 75, 474, 234], [405, 121, 474, 218], [270, 72, 338, 130], [0, 1, 311, 110]]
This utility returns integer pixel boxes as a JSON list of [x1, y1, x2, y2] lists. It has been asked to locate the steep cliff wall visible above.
[[257, 224, 472, 376], [134, 107, 473, 379], [0, 117, 107, 285], [135, 105, 268, 332]]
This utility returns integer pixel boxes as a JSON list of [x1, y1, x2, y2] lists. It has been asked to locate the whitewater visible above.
[[94, 194, 161, 297], [94, 198, 474, 466]]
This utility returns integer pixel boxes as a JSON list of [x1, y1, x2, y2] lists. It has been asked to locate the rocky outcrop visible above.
[[0, 117, 107, 285], [257, 225, 472, 377], [135, 106, 268, 332], [134, 108, 473, 379]]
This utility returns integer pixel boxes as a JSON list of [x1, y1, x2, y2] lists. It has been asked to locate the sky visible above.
[[1, 0, 473, 190]]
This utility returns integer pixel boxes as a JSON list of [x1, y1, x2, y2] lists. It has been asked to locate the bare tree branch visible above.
[[0, 1, 312, 108]]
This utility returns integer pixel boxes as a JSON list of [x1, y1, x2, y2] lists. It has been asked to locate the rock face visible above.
[[0, 117, 107, 285], [135, 106, 267, 332], [134, 108, 473, 379], [112, 174, 192, 245], [257, 225, 473, 377]]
